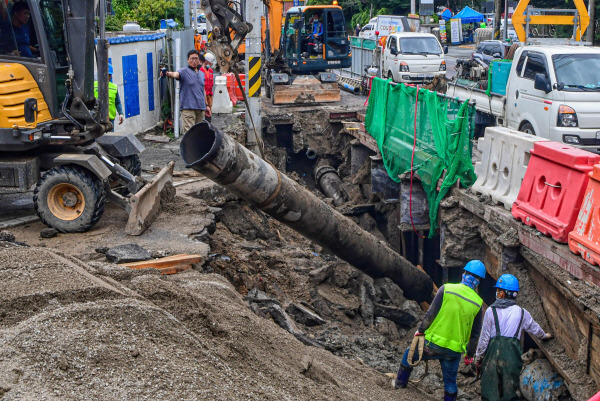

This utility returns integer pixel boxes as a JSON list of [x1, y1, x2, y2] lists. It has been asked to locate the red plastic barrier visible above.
[[511, 142, 600, 242], [588, 391, 600, 401], [569, 164, 600, 264], [224, 73, 245, 104]]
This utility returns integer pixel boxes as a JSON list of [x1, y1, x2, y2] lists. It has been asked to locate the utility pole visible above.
[[244, 0, 262, 153], [503, 0, 508, 40], [184, 0, 190, 27], [587, 0, 596, 43], [411, 0, 416, 15], [493, 0, 502, 39]]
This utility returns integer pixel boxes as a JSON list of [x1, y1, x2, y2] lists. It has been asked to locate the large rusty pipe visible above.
[[314, 164, 347, 206], [180, 122, 433, 302]]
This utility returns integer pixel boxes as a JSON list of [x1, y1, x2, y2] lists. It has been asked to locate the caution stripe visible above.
[[248, 56, 261, 97]]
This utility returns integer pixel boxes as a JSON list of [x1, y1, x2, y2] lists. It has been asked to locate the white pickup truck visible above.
[[382, 32, 448, 84], [447, 45, 600, 150]]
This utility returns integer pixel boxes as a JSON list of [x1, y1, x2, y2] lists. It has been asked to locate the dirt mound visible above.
[[0, 244, 433, 400]]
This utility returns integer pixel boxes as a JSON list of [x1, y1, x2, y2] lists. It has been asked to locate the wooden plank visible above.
[[143, 134, 171, 143], [120, 254, 203, 270], [590, 328, 600, 386], [157, 264, 193, 275], [519, 227, 600, 288]]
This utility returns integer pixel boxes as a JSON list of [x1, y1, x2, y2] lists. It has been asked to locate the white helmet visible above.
[[205, 53, 216, 64]]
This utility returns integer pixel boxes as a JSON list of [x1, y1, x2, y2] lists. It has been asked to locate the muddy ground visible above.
[[5, 107, 579, 400], [0, 112, 493, 400]]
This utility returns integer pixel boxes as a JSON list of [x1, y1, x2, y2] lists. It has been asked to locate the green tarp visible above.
[[364, 78, 476, 237]]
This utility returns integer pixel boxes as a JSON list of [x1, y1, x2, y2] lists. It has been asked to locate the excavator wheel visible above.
[[114, 155, 142, 195], [34, 165, 106, 233]]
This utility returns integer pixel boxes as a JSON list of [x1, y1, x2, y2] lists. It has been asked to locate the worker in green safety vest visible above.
[[94, 63, 124, 131], [475, 274, 553, 401], [394, 260, 486, 401]]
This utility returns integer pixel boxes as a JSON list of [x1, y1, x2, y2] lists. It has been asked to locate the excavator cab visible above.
[[282, 7, 351, 73], [265, 5, 351, 104]]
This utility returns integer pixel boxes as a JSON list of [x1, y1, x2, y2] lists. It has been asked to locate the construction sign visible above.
[[511, 0, 590, 42], [248, 56, 261, 97]]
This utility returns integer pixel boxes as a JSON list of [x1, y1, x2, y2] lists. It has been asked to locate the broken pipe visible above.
[[180, 122, 433, 302]]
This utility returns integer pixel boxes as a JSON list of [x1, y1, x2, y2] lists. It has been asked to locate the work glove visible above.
[[543, 332, 553, 340], [160, 68, 168, 78], [475, 357, 483, 376], [119, 115, 124, 125], [464, 356, 474, 366], [414, 330, 424, 337]]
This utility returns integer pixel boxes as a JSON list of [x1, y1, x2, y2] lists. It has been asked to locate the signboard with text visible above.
[[439, 23, 447, 44], [450, 18, 461, 44]]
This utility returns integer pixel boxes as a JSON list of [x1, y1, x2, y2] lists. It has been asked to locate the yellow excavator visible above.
[[203, 0, 352, 104], [0, 0, 174, 235]]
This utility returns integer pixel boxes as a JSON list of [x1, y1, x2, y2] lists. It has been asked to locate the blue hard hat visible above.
[[464, 260, 486, 279], [108, 64, 113, 75], [495, 274, 520, 292]]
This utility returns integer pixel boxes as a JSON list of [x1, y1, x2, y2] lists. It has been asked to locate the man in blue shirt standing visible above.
[[161, 50, 209, 133]]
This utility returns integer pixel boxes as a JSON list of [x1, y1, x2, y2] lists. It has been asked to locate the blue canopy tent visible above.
[[453, 6, 484, 23], [440, 8, 452, 21]]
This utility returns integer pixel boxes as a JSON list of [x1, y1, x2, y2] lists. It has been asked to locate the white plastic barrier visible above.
[[212, 76, 233, 114], [472, 126, 549, 210]]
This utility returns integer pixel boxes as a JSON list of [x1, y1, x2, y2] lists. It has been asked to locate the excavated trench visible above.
[[0, 107, 591, 399]]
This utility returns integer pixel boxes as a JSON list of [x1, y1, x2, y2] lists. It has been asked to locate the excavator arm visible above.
[[202, 0, 253, 73]]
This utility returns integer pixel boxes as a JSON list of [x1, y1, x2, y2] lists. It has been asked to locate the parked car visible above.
[[382, 32, 448, 84], [472, 40, 512, 64]]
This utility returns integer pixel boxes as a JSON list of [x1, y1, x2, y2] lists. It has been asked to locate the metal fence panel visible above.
[[344, 37, 381, 78]]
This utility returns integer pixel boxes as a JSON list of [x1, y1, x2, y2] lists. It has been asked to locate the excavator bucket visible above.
[[125, 161, 175, 236], [273, 75, 341, 105]]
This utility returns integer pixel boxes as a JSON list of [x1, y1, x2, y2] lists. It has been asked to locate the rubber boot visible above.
[[394, 364, 412, 389], [443, 391, 457, 401]]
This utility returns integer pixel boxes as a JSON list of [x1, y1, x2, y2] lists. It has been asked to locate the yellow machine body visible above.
[[0, 63, 51, 129]]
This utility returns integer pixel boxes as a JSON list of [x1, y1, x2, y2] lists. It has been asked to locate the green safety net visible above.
[[365, 78, 476, 237]]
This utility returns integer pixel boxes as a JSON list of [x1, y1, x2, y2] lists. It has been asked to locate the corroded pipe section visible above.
[[314, 164, 347, 206], [180, 122, 433, 302]]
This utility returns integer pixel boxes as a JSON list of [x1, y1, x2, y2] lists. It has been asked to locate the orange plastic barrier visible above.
[[569, 164, 600, 265], [511, 142, 600, 242], [223, 73, 245, 104]]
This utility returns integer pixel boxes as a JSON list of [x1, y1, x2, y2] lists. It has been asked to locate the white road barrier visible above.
[[472, 126, 548, 210]]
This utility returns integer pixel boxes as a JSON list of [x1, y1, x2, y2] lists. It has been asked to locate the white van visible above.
[[381, 32, 448, 84]]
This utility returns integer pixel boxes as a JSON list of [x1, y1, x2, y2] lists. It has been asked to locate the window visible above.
[[326, 9, 346, 38], [552, 53, 600, 91], [399, 37, 442, 55], [361, 24, 372, 32], [40, 0, 67, 67], [523, 53, 548, 80], [388, 36, 397, 49], [0, 0, 40, 59], [515, 51, 528, 76], [476, 44, 485, 54]]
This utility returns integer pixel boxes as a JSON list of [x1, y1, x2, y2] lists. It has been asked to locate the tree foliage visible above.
[[109, 0, 184, 30]]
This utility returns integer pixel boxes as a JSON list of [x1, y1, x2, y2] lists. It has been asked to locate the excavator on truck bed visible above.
[[203, 0, 351, 104], [0, 0, 174, 235]]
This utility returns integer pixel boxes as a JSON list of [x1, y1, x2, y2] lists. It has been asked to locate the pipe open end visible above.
[[180, 121, 221, 170]]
